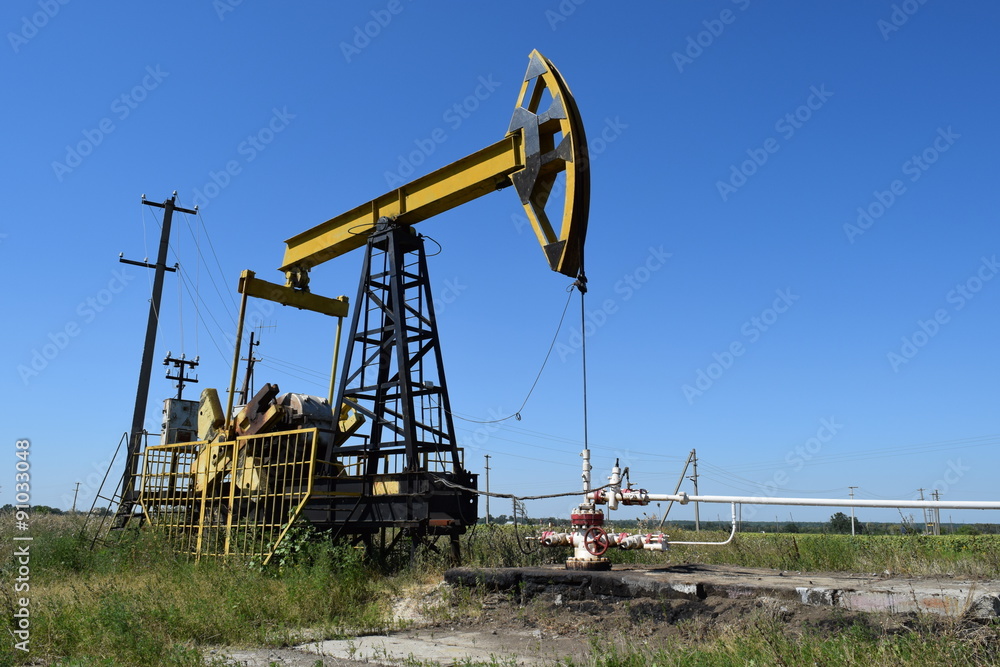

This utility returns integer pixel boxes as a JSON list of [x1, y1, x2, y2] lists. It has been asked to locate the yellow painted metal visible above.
[[197, 388, 224, 441], [194, 447, 210, 558], [280, 136, 523, 275], [509, 49, 590, 278], [372, 477, 401, 496], [333, 399, 364, 447], [234, 402, 283, 436], [137, 428, 322, 564], [224, 281, 250, 435], [328, 313, 345, 403], [236, 455, 262, 494], [279, 49, 588, 282], [239, 269, 349, 317], [192, 442, 233, 493], [260, 427, 317, 566], [222, 442, 238, 556]]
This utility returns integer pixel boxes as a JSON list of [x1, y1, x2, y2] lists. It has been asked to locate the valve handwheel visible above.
[[583, 526, 609, 557]]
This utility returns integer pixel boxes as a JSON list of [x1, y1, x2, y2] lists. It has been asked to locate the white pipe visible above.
[[646, 493, 1000, 511], [580, 448, 591, 502], [607, 462, 621, 511], [540, 531, 575, 547], [670, 502, 738, 546]]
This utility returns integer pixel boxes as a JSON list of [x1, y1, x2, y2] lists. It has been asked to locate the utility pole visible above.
[[484, 454, 491, 525], [688, 449, 700, 532], [848, 486, 858, 536], [72, 482, 80, 513], [113, 192, 196, 529], [164, 352, 199, 400], [238, 330, 261, 404], [931, 489, 941, 535]]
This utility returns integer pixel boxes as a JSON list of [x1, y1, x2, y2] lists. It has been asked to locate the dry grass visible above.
[[576, 607, 1000, 667], [0, 513, 389, 666], [6, 515, 1000, 665]]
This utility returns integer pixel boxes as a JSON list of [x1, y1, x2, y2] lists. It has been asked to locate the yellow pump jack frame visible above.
[[139, 50, 590, 564]]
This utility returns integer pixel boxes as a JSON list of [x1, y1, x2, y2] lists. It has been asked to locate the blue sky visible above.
[[2, 2, 998, 527]]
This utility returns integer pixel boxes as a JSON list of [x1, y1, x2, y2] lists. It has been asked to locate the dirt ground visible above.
[[216, 565, 998, 666]]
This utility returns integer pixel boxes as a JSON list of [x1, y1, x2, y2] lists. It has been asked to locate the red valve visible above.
[[583, 526, 609, 557]]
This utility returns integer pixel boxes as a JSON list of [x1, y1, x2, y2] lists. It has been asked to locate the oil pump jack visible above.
[[132, 50, 590, 564]]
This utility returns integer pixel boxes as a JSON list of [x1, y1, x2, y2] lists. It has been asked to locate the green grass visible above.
[[6, 516, 1000, 666], [572, 616, 1000, 667], [558, 598, 1000, 667], [0, 514, 390, 666]]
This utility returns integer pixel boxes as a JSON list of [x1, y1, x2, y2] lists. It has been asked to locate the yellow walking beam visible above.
[[280, 49, 589, 287], [239, 269, 349, 318], [280, 135, 523, 277]]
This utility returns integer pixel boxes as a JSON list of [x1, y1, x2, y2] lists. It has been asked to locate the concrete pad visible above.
[[445, 564, 1000, 619], [299, 630, 556, 666]]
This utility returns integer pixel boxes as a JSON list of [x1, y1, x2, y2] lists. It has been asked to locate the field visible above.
[[3, 514, 1000, 665]]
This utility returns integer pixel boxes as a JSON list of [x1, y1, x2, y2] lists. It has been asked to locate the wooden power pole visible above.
[[112, 192, 196, 528]]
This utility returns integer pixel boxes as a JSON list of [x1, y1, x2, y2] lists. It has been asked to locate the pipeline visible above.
[[669, 502, 737, 546], [589, 489, 1000, 511], [538, 455, 1000, 569]]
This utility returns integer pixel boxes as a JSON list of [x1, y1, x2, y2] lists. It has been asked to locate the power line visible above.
[[448, 287, 575, 424], [194, 209, 240, 313], [176, 269, 232, 364]]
